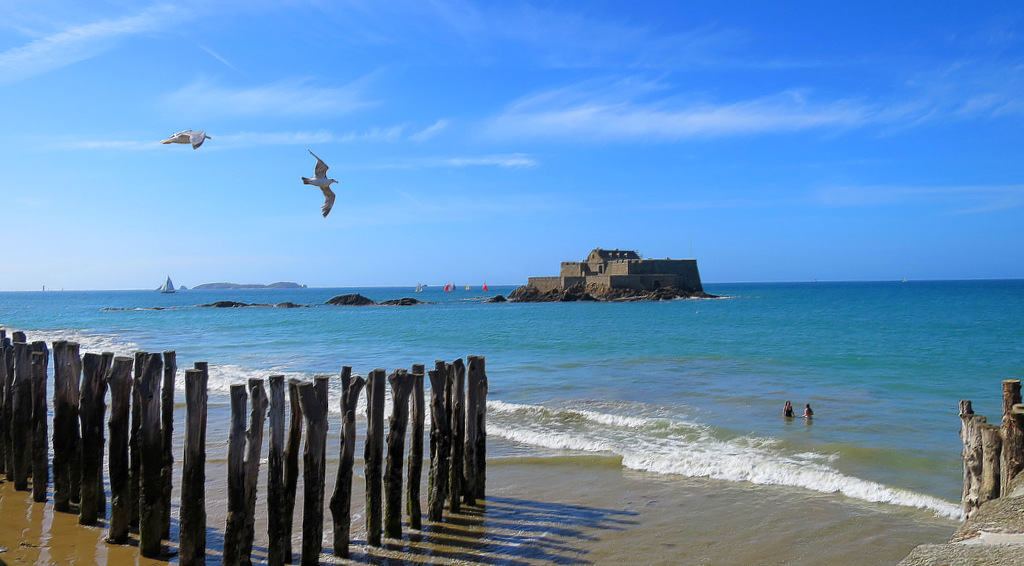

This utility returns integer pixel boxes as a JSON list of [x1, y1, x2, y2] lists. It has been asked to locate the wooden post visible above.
[[1003, 379, 1022, 417], [0, 332, 6, 477], [427, 363, 451, 522], [448, 358, 466, 514], [463, 356, 481, 506], [52, 341, 82, 513], [138, 353, 165, 558], [329, 367, 365, 558], [31, 343, 50, 502], [180, 367, 208, 566], [0, 335, 11, 478], [297, 380, 328, 566], [364, 368, 386, 546], [242, 379, 268, 566], [980, 424, 1002, 504], [107, 356, 135, 543], [385, 369, 414, 539], [223, 384, 248, 566], [314, 375, 329, 509], [1001, 380, 1024, 496], [11, 341, 32, 491], [79, 352, 111, 525], [407, 364, 425, 530], [129, 350, 147, 531], [160, 351, 176, 539], [959, 400, 985, 516], [283, 379, 304, 564], [473, 356, 488, 501], [266, 375, 287, 566]]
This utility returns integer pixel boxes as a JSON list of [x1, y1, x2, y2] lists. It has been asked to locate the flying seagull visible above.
[[301, 149, 337, 218], [160, 129, 211, 149]]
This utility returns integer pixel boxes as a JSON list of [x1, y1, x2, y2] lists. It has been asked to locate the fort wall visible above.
[[529, 249, 704, 294]]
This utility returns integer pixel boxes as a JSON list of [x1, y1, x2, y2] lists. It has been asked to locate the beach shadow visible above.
[[340, 496, 640, 565]]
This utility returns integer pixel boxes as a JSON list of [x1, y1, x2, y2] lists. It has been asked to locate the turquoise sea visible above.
[[2, 279, 1022, 555]]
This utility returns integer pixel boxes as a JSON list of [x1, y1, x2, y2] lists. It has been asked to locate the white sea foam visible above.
[[489, 401, 964, 520]]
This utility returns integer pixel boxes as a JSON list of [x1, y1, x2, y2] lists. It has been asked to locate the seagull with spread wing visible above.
[[301, 149, 338, 218], [160, 129, 211, 149]]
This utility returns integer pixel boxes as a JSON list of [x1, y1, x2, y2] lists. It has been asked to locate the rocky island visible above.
[[191, 281, 307, 290], [507, 248, 717, 302]]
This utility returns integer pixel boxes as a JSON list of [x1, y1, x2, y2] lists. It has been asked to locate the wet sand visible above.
[[0, 453, 955, 565]]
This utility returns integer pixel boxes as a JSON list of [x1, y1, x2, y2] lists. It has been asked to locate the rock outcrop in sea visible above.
[[507, 282, 716, 302], [325, 294, 422, 306]]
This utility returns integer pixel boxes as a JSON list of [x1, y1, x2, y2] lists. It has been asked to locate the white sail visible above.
[[158, 276, 176, 293]]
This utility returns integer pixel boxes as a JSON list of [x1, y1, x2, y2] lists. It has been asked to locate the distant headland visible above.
[[190, 282, 307, 290], [508, 247, 716, 302]]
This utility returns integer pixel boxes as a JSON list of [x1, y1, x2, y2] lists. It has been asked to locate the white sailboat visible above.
[[158, 276, 176, 293]]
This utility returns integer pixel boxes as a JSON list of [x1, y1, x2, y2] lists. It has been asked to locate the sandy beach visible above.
[[0, 452, 955, 566]]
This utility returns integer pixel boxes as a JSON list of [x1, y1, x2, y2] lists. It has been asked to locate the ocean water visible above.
[[2, 280, 1022, 527]]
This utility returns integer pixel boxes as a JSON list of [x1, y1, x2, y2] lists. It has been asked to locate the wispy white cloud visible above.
[[0, 4, 186, 85], [53, 139, 162, 151], [367, 153, 539, 169], [485, 79, 879, 141], [814, 184, 1024, 214], [161, 76, 377, 117], [409, 119, 451, 141], [44, 124, 452, 151], [197, 44, 246, 76], [438, 154, 537, 168], [208, 130, 335, 148]]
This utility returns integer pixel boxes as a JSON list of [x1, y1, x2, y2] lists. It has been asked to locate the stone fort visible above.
[[527, 248, 704, 294]]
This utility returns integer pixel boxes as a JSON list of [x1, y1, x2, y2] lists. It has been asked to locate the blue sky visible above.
[[1, 1, 1022, 290]]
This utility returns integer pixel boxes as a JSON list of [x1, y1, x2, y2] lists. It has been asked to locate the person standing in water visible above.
[[803, 403, 814, 419], [783, 401, 794, 418]]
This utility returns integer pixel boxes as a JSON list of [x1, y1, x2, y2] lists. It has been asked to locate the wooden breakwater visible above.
[[897, 380, 1024, 565], [959, 379, 1024, 517], [0, 328, 488, 565]]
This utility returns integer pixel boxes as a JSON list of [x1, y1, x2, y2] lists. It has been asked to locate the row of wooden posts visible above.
[[959, 378, 1024, 517], [0, 329, 488, 565]]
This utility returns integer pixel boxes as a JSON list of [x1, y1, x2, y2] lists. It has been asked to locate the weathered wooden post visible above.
[[180, 367, 208, 566], [385, 369, 414, 539], [267, 375, 287, 566], [980, 423, 1003, 504], [463, 356, 483, 506], [52, 341, 82, 513], [1000, 380, 1023, 496], [448, 358, 466, 514], [365, 368, 386, 546], [0, 335, 10, 477], [959, 400, 986, 515], [315, 375, 329, 503], [79, 352, 111, 525], [407, 364, 425, 530], [129, 350, 147, 531], [297, 380, 328, 565], [31, 343, 50, 502], [0, 331, 6, 476], [471, 356, 488, 501], [160, 351, 176, 539], [107, 356, 135, 543], [330, 367, 365, 558], [242, 379, 269, 566], [223, 384, 248, 566], [283, 378, 304, 564], [427, 363, 451, 522], [11, 341, 32, 491], [138, 353, 165, 558]]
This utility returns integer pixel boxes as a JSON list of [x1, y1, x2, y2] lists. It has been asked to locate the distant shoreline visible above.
[[189, 281, 307, 290]]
